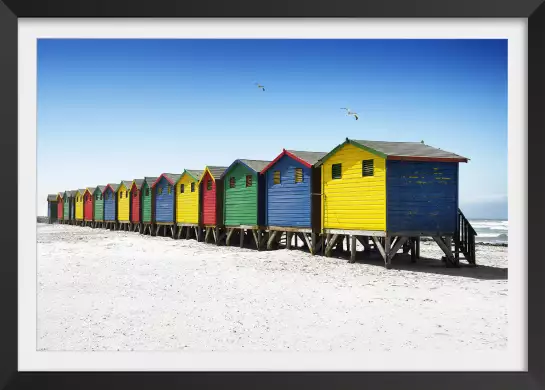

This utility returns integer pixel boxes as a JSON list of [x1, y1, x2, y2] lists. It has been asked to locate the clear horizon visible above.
[[38, 39, 508, 219]]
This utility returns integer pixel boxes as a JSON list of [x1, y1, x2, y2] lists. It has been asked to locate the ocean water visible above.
[[468, 219, 508, 244]]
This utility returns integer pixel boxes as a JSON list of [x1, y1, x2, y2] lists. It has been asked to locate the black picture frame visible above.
[[1, 0, 542, 389]]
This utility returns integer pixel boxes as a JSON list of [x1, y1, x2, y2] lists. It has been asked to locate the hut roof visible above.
[[132, 179, 145, 189], [206, 166, 228, 180], [261, 149, 327, 173], [104, 183, 120, 193], [47, 194, 57, 201], [69, 190, 78, 197], [120, 180, 133, 189], [144, 177, 158, 187], [77, 189, 86, 195], [318, 138, 469, 165], [94, 185, 106, 193], [151, 173, 182, 188], [221, 159, 271, 179], [85, 187, 96, 195], [179, 169, 204, 183]]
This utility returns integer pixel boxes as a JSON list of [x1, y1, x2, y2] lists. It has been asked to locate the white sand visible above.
[[37, 223, 508, 352]]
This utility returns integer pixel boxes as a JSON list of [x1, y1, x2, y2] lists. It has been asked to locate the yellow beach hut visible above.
[[317, 138, 474, 268], [75, 189, 86, 225], [175, 169, 203, 240], [117, 180, 132, 230]]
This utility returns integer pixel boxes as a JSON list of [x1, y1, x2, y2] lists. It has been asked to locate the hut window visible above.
[[332, 163, 342, 179], [145, 188, 149, 196], [126, 190, 128, 197], [119, 192, 123, 199], [295, 168, 303, 183], [273, 171, 281, 185], [191, 182, 195, 192], [133, 190, 138, 198], [158, 187, 163, 195], [246, 175, 252, 187], [207, 180, 212, 191], [180, 184, 185, 193], [362, 159, 374, 177], [229, 177, 236, 188], [100, 194, 103, 200], [167, 185, 171, 194]]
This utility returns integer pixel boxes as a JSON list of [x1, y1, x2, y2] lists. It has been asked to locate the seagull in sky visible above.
[[255, 83, 265, 91], [340, 107, 359, 120]]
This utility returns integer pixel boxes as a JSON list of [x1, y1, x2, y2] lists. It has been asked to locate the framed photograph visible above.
[[1, 0, 543, 388]]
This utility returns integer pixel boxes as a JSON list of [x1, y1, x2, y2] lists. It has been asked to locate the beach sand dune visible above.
[[37, 223, 508, 352]]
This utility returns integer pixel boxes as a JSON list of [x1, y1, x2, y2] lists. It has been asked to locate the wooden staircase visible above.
[[455, 208, 477, 265]]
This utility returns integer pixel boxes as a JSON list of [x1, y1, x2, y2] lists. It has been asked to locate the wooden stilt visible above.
[[226, 229, 234, 246], [349, 235, 357, 263], [239, 228, 245, 248], [371, 236, 387, 264], [259, 231, 268, 249], [384, 236, 392, 269], [416, 237, 421, 259], [251, 230, 259, 249], [433, 236, 458, 267], [286, 232, 292, 250], [387, 236, 408, 264], [213, 228, 218, 244], [314, 234, 323, 254], [302, 233, 313, 255], [410, 238, 417, 263], [325, 234, 339, 257]]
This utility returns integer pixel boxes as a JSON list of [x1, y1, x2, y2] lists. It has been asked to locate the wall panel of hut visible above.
[[386, 160, 459, 234], [265, 155, 312, 228], [224, 164, 258, 226], [322, 143, 386, 231]]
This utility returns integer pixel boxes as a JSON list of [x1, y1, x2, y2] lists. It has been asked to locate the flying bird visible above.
[[255, 83, 265, 91], [340, 108, 359, 120]]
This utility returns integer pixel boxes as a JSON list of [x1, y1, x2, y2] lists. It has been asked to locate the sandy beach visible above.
[[37, 223, 508, 352]]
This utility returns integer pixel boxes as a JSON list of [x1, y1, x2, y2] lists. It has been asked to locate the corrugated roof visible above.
[[144, 177, 158, 186], [261, 150, 328, 173], [107, 184, 120, 192], [132, 179, 144, 189], [239, 159, 271, 173], [120, 180, 133, 189], [94, 185, 106, 193], [163, 173, 182, 184], [206, 166, 228, 179], [351, 139, 468, 161], [183, 169, 204, 181], [286, 150, 328, 166], [77, 188, 86, 195], [47, 194, 57, 201], [69, 190, 78, 197], [86, 187, 96, 194]]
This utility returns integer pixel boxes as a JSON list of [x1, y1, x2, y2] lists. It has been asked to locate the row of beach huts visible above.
[[46, 138, 477, 268]]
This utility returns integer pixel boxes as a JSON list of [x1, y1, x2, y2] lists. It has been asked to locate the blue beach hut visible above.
[[260, 149, 327, 254]]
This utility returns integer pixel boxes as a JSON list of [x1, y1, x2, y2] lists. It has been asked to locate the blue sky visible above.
[[38, 39, 507, 219]]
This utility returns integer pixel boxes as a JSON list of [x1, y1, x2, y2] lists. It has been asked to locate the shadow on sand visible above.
[[285, 245, 508, 281], [343, 251, 506, 281]]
